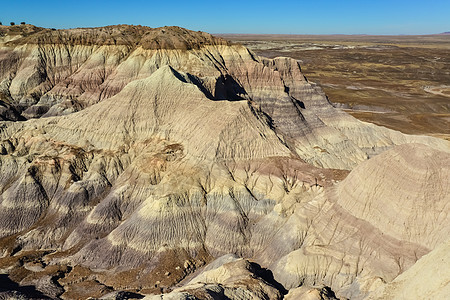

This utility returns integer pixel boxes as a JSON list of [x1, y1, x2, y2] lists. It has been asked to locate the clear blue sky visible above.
[[1, 0, 449, 35]]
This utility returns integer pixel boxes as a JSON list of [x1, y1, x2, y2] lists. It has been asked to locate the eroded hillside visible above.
[[0, 25, 449, 299]]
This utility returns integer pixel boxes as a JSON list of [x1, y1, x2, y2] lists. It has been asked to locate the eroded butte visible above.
[[0, 24, 449, 299]]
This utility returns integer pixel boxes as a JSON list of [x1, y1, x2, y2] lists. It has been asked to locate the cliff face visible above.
[[0, 25, 448, 299]]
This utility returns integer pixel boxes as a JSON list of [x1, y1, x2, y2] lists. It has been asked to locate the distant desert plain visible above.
[[220, 34, 450, 140]]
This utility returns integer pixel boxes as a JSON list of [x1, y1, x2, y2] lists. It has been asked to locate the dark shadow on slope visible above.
[[284, 86, 306, 109], [0, 100, 27, 121], [213, 75, 246, 101], [114, 291, 145, 299], [167, 66, 247, 101], [320, 286, 339, 299], [248, 262, 288, 295], [186, 73, 215, 99], [186, 73, 247, 101], [0, 274, 51, 299]]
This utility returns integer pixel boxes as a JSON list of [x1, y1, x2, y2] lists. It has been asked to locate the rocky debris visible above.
[[0, 25, 448, 299], [0, 273, 50, 299], [146, 256, 286, 299], [100, 290, 145, 300], [0, 290, 31, 300], [26, 275, 64, 298], [284, 286, 339, 300]]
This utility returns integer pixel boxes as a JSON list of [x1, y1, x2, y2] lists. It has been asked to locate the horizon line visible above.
[[1, 23, 448, 36], [214, 32, 450, 36]]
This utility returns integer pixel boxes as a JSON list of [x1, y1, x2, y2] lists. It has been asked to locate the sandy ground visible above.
[[220, 34, 450, 139]]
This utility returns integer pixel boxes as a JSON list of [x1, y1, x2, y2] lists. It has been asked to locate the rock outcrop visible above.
[[145, 255, 286, 300], [0, 25, 448, 299]]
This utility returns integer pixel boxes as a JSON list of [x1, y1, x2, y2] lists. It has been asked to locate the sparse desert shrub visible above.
[[21, 22, 26, 25], [10, 22, 15, 26]]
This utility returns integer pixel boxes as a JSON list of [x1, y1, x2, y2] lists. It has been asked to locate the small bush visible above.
[[21, 22, 26, 25], [10, 22, 15, 26]]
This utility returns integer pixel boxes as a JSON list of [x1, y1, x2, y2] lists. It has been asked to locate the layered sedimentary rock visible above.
[[267, 143, 449, 298], [368, 238, 450, 299], [0, 24, 449, 299]]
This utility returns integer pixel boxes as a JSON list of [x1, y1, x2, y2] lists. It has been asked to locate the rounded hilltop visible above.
[[0, 23, 45, 37], [4, 24, 229, 49]]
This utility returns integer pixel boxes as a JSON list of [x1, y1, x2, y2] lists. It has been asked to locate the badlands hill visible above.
[[0, 24, 449, 299]]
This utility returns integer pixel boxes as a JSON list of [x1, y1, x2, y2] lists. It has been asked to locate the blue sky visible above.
[[1, 0, 449, 35]]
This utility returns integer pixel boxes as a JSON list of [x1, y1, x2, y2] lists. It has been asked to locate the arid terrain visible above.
[[0, 25, 449, 299], [220, 34, 450, 139]]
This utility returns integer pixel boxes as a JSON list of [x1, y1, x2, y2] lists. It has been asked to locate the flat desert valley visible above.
[[220, 34, 450, 139]]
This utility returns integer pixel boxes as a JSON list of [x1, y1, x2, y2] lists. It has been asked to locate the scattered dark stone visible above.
[[0, 274, 51, 299]]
